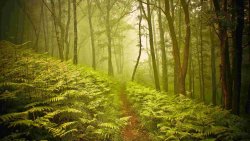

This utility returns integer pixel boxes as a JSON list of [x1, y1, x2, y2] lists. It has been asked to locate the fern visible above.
[[126, 82, 250, 141], [27, 106, 53, 113], [0, 112, 28, 122], [0, 42, 125, 140], [8, 119, 37, 128]]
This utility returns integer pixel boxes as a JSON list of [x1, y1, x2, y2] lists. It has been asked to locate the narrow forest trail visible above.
[[120, 83, 151, 141]]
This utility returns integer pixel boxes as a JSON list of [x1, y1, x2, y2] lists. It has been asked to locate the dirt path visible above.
[[120, 84, 150, 141]]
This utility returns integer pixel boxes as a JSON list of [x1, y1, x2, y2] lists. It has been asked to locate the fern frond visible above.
[[0, 91, 16, 100], [27, 106, 53, 113], [98, 123, 119, 130], [8, 119, 37, 128], [0, 112, 28, 122], [44, 96, 66, 103], [59, 129, 78, 137], [59, 121, 77, 130]]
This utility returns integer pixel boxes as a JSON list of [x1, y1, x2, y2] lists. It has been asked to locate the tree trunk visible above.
[[232, 0, 244, 115], [50, 0, 64, 61], [58, 0, 65, 59], [158, 0, 168, 92], [142, 0, 161, 90], [196, 33, 203, 100], [73, 0, 78, 65], [213, 0, 232, 109], [65, 0, 71, 61], [180, 0, 191, 95], [175, 2, 182, 95], [87, 0, 96, 70], [210, 28, 217, 105], [132, 5, 142, 81], [188, 45, 193, 96], [164, 0, 181, 93], [41, 3, 48, 52], [152, 13, 160, 78], [106, 0, 114, 76], [199, 10, 205, 101], [164, 0, 190, 95]]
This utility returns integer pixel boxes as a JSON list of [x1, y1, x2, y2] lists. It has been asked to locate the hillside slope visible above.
[[126, 82, 250, 141], [0, 41, 128, 141]]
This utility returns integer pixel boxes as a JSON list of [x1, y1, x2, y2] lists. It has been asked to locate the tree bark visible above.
[[164, 0, 182, 93], [132, 5, 143, 81], [106, 0, 114, 76], [142, 0, 161, 90], [210, 28, 217, 105], [73, 0, 78, 65], [213, 0, 232, 109], [232, 0, 244, 115], [199, 5, 205, 101], [164, 0, 190, 95], [158, 0, 168, 92], [87, 0, 96, 70], [65, 0, 71, 61], [50, 0, 64, 61], [41, 3, 48, 52]]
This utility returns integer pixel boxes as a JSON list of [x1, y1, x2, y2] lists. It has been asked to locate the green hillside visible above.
[[0, 41, 128, 141], [0, 41, 249, 141]]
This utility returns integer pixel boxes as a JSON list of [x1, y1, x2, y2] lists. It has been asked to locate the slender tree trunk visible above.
[[87, 0, 96, 70], [50, 0, 64, 61], [158, 0, 168, 92], [180, 0, 191, 94], [106, 0, 114, 76], [15, 4, 20, 44], [146, 33, 154, 82], [164, 0, 190, 95], [34, 2, 43, 52], [58, 0, 65, 58], [65, 0, 71, 61], [152, 13, 160, 78], [142, 0, 161, 90], [41, 3, 48, 52], [210, 28, 217, 105], [73, 0, 78, 65], [132, 6, 142, 81], [196, 29, 203, 99], [213, 0, 232, 109], [188, 46, 193, 95], [175, 4, 182, 95], [164, 0, 181, 93], [232, 0, 244, 114], [192, 55, 195, 98], [199, 10, 205, 101]]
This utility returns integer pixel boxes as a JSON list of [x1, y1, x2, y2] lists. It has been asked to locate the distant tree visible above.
[[212, 0, 232, 109], [140, 0, 161, 91], [232, 0, 244, 114], [132, 4, 143, 81], [157, 0, 168, 92], [163, 0, 191, 95], [65, 0, 71, 61], [73, 0, 78, 65], [87, 0, 96, 69]]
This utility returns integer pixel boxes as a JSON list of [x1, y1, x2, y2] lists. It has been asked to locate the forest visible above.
[[0, 0, 250, 140]]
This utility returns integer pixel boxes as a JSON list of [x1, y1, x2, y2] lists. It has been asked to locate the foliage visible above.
[[0, 41, 127, 141], [126, 82, 250, 141]]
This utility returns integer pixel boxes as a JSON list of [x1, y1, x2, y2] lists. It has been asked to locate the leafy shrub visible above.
[[126, 82, 250, 141], [0, 41, 128, 141]]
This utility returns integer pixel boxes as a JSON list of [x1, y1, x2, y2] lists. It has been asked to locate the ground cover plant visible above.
[[0, 41, 129, 141], [126, 82, 250, 141]]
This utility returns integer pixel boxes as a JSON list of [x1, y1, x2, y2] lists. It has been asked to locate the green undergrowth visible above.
[[126, 82, 250, 141], [0, 41, 128, 141]]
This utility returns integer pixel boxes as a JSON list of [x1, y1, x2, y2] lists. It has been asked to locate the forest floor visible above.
[[120, 83, 151, 141]]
